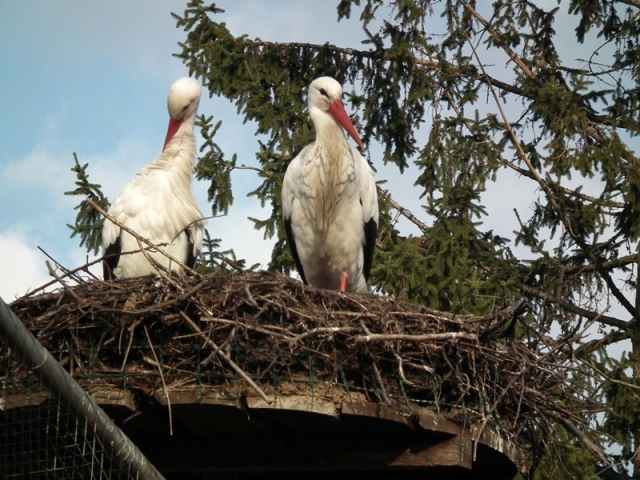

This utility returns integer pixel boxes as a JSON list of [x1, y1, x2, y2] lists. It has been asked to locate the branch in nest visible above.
[[354, 332, 478, 343], [289, 327, 358, 346], [178, 311, 272, 404]]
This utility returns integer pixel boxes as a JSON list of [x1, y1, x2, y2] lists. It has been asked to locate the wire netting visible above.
[[0, 298, 163, 480]]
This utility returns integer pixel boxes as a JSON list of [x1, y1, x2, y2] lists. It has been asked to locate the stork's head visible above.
[[163, 77, 202, 151], [308, 76, 364, 150]]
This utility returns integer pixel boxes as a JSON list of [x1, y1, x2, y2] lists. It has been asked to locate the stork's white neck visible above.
[[152, 115, 197, 183], [310, 106, 350, 159]]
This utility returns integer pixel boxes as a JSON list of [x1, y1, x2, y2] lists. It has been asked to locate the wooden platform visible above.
[[87, 385, 520, 479]]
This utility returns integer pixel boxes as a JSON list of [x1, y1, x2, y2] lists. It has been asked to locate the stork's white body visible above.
[[282, 77, 378, 293], [102, 77, 204, 279]]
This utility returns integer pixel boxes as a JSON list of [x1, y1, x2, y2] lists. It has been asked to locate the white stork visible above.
[[102, 77, 205, 280], [282, 77, 378, 293]]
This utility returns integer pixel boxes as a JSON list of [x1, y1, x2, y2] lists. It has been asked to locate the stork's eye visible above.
[[182, 104, 190, 113], [319, 88, 329, 98]]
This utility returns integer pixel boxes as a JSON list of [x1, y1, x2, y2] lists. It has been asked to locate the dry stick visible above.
[[359, 319, 391, 404], [135, 236, 181, 290], [460, 0, 535, 80], [178, 311, 272, 404], [86, 198, 200, 280], [44, 261, 81, 302], [39, 247, 88, 284], [200, 338, 231, 367], [143, 324, 173, 436], [471, 310, 609, 462], [244, 283, 260, 308], [392, 350, 418, 387], [97, 281, 212, 317], [379, 187, 429, 233], [200, 317, 294, 340], [472, 363, 529, 461], [21, 256, 106, 298], [289, 327, 357, 346], [354, 332, 477, 343], [120, 319, 142, 373]]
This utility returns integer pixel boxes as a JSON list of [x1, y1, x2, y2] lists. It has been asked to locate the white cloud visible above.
[[0, 231, 51, 302], [1, 148, 74, 200]]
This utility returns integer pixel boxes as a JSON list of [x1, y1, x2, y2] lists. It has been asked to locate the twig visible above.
[[45, 261, 81, 302], [39, 247, 85, 284], [354, 332, 478, 343], [120, 319, 141, 373], [200, 316, 294, 340], [379, 187, 429, 233], [392, 350, 418, 387], [244, 283, 259, 308], [178, 311, 272, 404], [143, 324, 173, 436], [289, 327, 357, 346], [360, 320, 391, 404]]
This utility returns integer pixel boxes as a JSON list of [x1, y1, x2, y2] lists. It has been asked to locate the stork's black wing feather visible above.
[[103, 237, 122, 280], [362, 217, 377, 281], [284, 217, 308, 284], [185, 229, 197, 269]]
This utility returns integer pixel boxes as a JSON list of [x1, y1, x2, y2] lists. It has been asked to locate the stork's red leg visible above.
[[340, 272, 348, 292]]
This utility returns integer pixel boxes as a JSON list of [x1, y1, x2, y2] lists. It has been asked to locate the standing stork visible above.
[[282, 77, 378, 293], [102, 77, 205, 280]]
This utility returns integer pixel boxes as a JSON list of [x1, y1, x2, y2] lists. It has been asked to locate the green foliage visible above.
[[532, 425, 600, 480], [197, 229, 259, 273], [64, 153, 110, 255], [195, 115, 235, 216]]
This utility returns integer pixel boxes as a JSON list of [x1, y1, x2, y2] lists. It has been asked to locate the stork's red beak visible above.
[[163, 117, 183, 151], [328, 100, 364, 150]]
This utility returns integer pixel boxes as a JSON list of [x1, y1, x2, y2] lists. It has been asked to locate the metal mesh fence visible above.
[[0, 298, 164, 480]]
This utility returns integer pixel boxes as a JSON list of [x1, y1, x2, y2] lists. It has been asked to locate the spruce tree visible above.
[[66, 1, 640, 476], [170, 1, 640, 477]]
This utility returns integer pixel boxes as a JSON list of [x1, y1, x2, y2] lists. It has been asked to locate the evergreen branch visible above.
[[521, 283, 627, 330], [378, 187, 429, 233], [261, 38, 525, 97], [497, 156, 625, 209], [64, 153, 110, 255], [252, 37, 628, 137], [443, 85, 623, 211], [459, 1, 627, 138], [269, 41, 367, 60], [559, 253, 637, 276], [467, 33, 639, 320], [576, 329, 631, 357], [619, 0, 640, 9], [460, 0, 535, 80], [556, 416, 610, 466]]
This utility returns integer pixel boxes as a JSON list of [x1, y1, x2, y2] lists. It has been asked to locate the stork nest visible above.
[[6, 269, 600, 456]]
